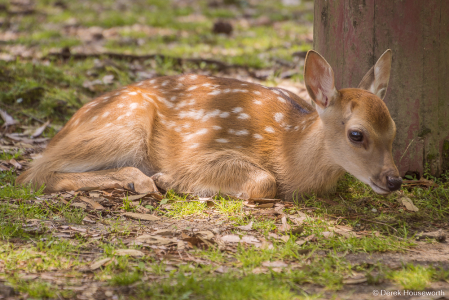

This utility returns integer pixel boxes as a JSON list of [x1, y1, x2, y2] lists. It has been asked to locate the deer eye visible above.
[[348, 130, 363, 142]]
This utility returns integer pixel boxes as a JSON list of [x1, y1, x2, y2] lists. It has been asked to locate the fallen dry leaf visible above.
[[278, 216, 291, 232], [0, 109, 18, 127], [268, 232, 282, 240], [196, 230, 215, 240], [236, 221, 253, 231], [322, 231, 335, 238], [78, 196, 104, 210], [343, 275, 367, 285], [8, 158, 22, 169], [399, 196, 419, 212], [252, 267, 269, 274], [31, 120, 50, 138], [296, 234, 315, 246], [135, 234, 176, 245], [332, 225, 360, 238], [151, 229, 174, 236], [280, 235, 289, 242], [114, 249, 145, 257], [123, 212, 160, 221], [221, 234, 260, 245], [90, 258, 111, 270], [221, 235, 241, 243], [261, 261, 288, 268]]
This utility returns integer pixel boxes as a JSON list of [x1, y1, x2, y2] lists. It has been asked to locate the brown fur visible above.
[[17, 50, 400, 199]]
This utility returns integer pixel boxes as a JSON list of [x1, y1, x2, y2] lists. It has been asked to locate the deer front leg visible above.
[[44, 167, 158, 193]]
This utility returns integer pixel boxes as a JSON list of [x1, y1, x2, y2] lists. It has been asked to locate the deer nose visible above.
[[386, 176, 402, 191]]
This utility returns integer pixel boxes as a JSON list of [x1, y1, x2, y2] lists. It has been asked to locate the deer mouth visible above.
[[369, 179, 390, 194]]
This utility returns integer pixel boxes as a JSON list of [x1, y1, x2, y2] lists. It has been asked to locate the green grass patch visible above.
[[388, 264, 433, 290]]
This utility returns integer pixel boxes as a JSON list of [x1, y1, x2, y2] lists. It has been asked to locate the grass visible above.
[[389, 264, 433, 290], [139, 273, 308, 300], [1, 0, 448, 298]]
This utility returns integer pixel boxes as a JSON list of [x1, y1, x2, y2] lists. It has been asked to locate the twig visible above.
[[399, 138, 415, 163]]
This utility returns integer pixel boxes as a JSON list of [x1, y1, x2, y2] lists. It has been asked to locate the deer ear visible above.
[[358, 49, 392, 100], [304, 50, 338, 112]]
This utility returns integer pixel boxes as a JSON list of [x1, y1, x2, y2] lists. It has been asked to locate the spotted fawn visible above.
[[17, 50, 402, 199]]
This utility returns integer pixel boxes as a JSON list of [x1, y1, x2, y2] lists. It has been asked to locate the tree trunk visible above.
[[313, 0, 449, 177]]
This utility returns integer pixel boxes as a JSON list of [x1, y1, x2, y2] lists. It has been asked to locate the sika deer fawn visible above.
[[17, 50, 402, 199]]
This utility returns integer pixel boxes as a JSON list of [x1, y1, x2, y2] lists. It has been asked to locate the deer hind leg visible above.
[[44, 167, 158, 193], [161, 150, 277, 199]]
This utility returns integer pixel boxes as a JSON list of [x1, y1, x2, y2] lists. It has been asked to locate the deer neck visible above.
[[279, 115, 345, 197]]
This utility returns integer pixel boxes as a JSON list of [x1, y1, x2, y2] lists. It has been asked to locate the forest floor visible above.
[[1, 0, 449, 299]]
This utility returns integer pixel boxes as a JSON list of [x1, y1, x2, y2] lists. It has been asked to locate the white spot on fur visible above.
[[156, 96, 174, 108], [253, 133, 263, 140], [228, 129, 235, 134], [274, 112, 284, 123], [202, 83, 211, 87], [130, 103, 138, 110], [277, 97, 286, 103], [190, 75, 198, 80], [216, 138, 228, 143], [189, 143, 200, 149], [136, 82, 144, 86], [238, 113, 250, 119], [183, 128, 208, 141], [73, 119, 80, 126], [174, 127, 182, 132], [114, 92, 120, 96], [161, 80, 169, 86], [254, 100, 262, 105], [213, 125, 222, 130], [223, 88, 231, 93], [187, 85, 198, 91], [294, 126, 299, 131], [232, 89, 248, 93], [235, 129, 249, 136], [265, 126, 275, 133], [188, 99, 196, 105], [117, 115, 124, 121], [170, 96, 177, 101], [105, 123, 112, 127], [117, 103, 125, 108], [126, 111, 132, 117], [179, 109, 205, 120], [201, 109, 221, 122], [149, 79, 156, 84], [183, 124, 191, 129], [232, 107, 243, 113], [253, 90, 261, 95], [102, 112, 110, 118], [128, 92, 137, 96], [219, 112, 230, 118], [90, 116, 98, 123], [208, 90, 221, 96], [272, 90, 280, 95]]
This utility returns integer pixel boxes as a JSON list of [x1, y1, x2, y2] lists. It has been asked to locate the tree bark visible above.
[[313, 0, 449, 176]]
